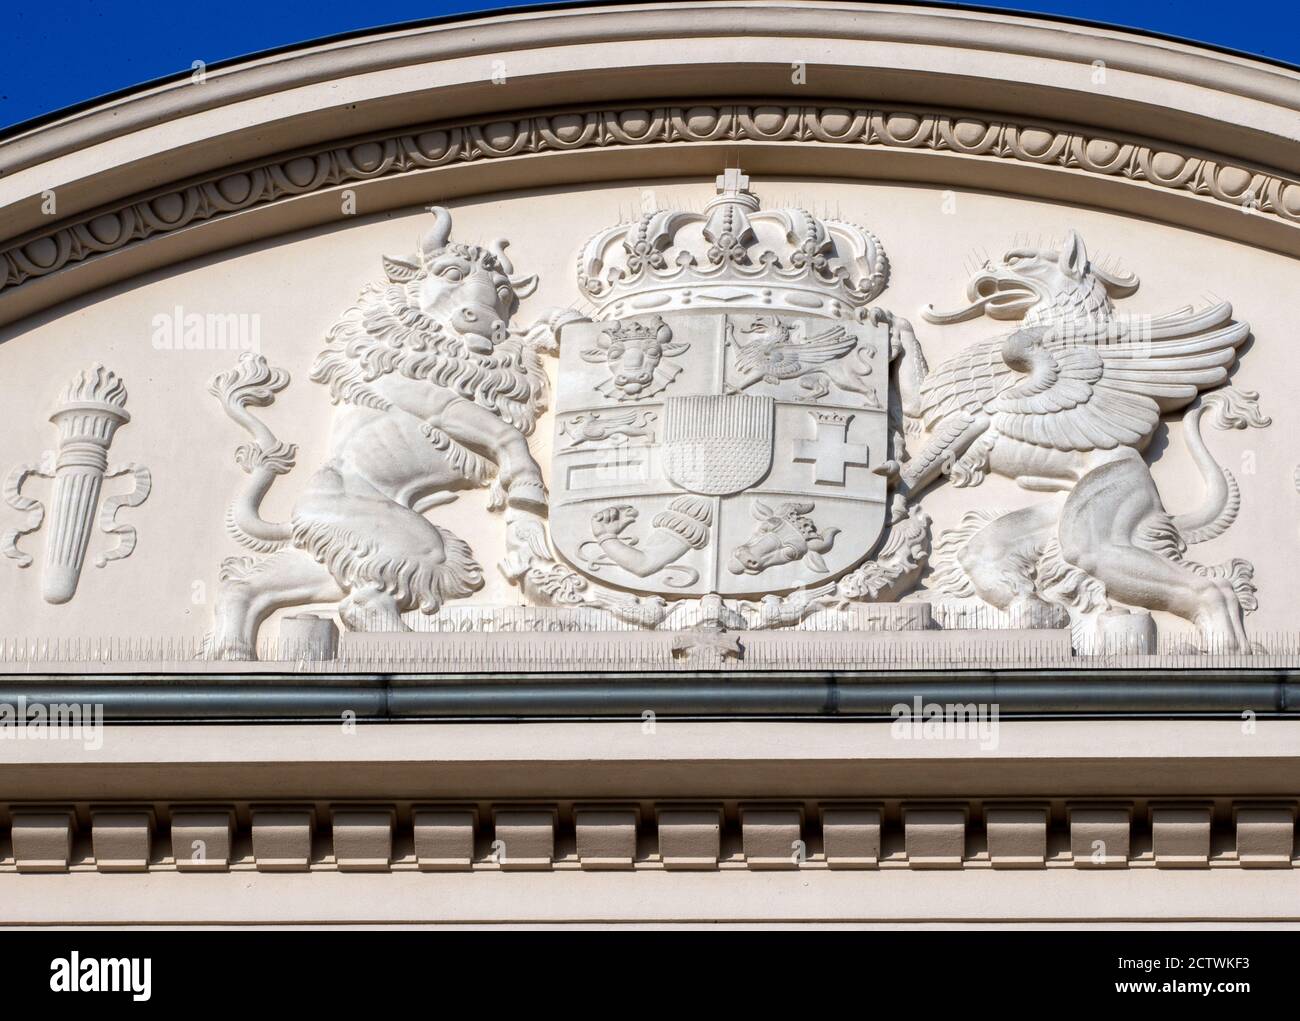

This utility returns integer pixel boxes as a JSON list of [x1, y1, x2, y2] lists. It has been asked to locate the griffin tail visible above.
[[1172, 387, 1269, 544], [208, 354, 298, 552]]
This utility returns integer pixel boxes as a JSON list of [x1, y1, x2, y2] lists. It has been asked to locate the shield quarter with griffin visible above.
[[551, 170, 894, 598]]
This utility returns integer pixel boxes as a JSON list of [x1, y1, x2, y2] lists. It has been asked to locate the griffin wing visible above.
[[918, 302, 1246, 432], [787, 324, 859, 366], [990, 309, 1248, 451], [916, 336, 1017, 431], [734, 323, 859, 378]]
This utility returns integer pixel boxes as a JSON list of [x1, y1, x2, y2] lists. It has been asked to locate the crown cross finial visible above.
[[578, 171, 889, 316], [715, 168, 751, 196]]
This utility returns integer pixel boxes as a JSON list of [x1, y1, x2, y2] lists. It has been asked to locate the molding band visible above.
[[1, 797, 1293, 877], [2, 101, 1299, 330]]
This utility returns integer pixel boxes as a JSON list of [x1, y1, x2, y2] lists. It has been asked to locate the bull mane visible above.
[[311, 278, 548, 435]]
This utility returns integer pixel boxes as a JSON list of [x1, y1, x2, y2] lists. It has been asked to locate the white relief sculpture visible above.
[[581, 497, 713, 587], [727, 500, 839, 575], [205, 206, 579, 659], [831, 497, 932, 603], [725, 315, 881, 405], [794, 411, 870, 485], [883, 230, 1270, 651], [1, 454, 54, 567], [551, 169, 913, 606], [581, 316, 687, 400], [925, 508, 1071, 630], [498, 505, 674, 629], [579, 168, 889, 318], [560, 410, 656, 448], [661, 394, 773, 496], [730, 496, 933, 628], [2, 364, 150, 603], [197, 175, 1276, 660], [671, 630, 744, 665]]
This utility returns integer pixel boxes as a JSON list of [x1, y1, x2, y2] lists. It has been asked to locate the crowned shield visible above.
[[550, 309, 890, 597]]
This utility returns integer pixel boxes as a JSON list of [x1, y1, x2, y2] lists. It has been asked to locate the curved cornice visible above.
[[1, 2, 1297, 329], [5, 2, 1297, 171]]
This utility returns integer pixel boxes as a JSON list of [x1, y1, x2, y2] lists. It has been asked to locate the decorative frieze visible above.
[[3, 103, 1298, 314], [2, 799, 1295, 872]]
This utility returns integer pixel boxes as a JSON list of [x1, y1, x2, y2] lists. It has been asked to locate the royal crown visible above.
[[577, 169, 889, 320]]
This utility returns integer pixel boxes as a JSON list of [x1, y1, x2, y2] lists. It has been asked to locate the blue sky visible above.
[[0, 0, 1293, 133]]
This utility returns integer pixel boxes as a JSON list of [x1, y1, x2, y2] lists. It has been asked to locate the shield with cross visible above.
[[550, 306, 892, 597]]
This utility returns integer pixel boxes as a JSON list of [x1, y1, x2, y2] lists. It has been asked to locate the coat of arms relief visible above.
[[202, 170, 1268, 660], [550, 169, 897, 602]]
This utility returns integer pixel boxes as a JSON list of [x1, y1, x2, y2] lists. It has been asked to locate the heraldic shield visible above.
[[551, 310, 891, 597]]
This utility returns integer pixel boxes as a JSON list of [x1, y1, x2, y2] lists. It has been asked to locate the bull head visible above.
[[377, 207, 540, 354], [727, 500, 840, 575], [581, 317, 684, 397]]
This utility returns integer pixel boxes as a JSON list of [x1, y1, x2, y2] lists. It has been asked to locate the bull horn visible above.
[[488, 238, 516, 275], [420, 206, 454, 262], [488, 238, 539, 297]]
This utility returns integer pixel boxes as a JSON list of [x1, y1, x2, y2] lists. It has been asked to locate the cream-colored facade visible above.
[[0, 1, 1298, 925]]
